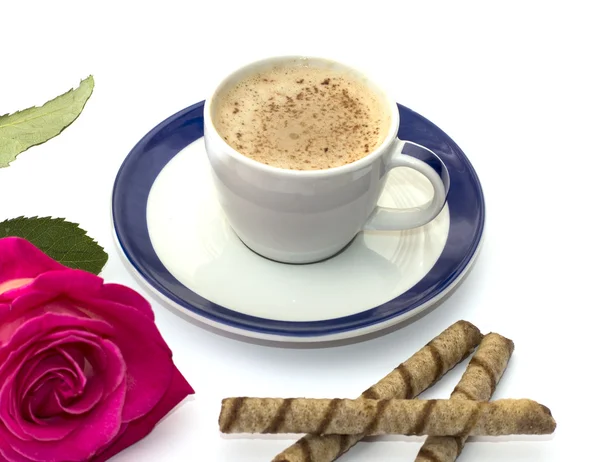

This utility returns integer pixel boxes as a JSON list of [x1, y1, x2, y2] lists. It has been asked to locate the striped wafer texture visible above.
[[360, 320, 483, 401], [219, 398, 555, 436], [268, 320, 482, 462], [416, 332, 514, 462]]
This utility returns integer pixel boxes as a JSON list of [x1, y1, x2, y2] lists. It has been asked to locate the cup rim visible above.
[[204, 55, 401, 177]]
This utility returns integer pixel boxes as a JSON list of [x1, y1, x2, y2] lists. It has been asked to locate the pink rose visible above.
[[0, 237, 194, 461]]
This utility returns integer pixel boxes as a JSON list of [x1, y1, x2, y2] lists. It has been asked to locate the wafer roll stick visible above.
[[270, 321, 482, 462], [227, 321, 481, 462], [415, 333, 514, 462], [219, 398, 555, 436]]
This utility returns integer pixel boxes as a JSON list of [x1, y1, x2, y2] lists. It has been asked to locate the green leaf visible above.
[[0, 216, 108, 275], [0, 76, 94, 168]]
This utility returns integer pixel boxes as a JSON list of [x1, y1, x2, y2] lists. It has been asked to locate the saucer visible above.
[[111, 102, 484, 342]]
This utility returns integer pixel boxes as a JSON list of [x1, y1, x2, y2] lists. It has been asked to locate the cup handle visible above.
[[363, 140, 450, 231]]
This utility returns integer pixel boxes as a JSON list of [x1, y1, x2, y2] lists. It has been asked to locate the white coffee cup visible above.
[[204, 56, 449, 264]]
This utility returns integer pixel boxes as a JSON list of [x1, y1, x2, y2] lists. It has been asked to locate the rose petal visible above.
[[0, 237, 66, 285], [0, 270, 112, 342], [92, 367, 194, 462], [18, 351, 78, 405], [0, 270, 105, 326], [0, 296, 85, 345], [29, 378, 64, 418], [0, 328, 89, 440], [42, 334, 126, 396], [0, 317, 121, 443], [0, 284, 46, 307], [44, 276, 170, 355], [0, 293, 66, 344], [0, 302, 9, 320], [55, 368, 79, 396], [0, 334, 125, 458], [1, 365, 79, 443], [21, 352, 84, 398], [0, 278, 34, 295], [0, 312, 114, 368], [60, 344, 85, 368], [0, 442, 36, 462], [56, 345, 86, 387], [19, 354, 83, 423], [52, 339, 124, 416], [27, 270, 104, 303], [72, 299, 173, 422], [15, 296, 86, 318], [21, 336, 125, 421], [54, 346, 103, 415], [2, 380, 126, 462], [27, 369, 84, 419], [98, 283, 155, 320], [75, 295, 170, 353], [59, 371, 104, 416]]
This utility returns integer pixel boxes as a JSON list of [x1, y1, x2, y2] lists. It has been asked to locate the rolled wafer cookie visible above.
[[219, 398, 555, 436], [415, 332, 514, 462], [227, 321, 482, 462]]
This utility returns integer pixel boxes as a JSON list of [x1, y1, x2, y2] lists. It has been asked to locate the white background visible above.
[[1, 1, 598, 460]]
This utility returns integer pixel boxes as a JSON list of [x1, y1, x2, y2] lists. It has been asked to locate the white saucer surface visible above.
[[146, 140, 450, 322]]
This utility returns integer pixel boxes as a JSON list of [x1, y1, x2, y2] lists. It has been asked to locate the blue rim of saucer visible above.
[[112, 101, 484, 338]]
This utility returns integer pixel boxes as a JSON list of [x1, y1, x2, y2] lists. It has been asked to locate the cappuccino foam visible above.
[[212, 63, 390, 170]]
